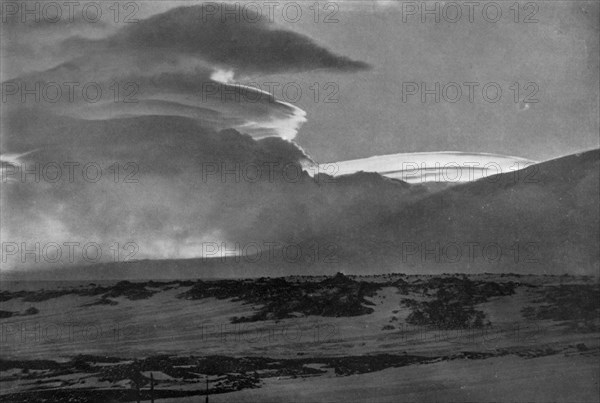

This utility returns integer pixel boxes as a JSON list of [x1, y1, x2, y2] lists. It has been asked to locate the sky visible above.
[[106, 0, 599, 163], [1, 0, 598, 270], [257, 1, 600, 163], [3, 1, 598, 162]]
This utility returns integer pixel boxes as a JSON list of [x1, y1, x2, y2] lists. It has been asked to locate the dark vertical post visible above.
[[150, 372, 154, 403], [132, 359, 141, 403], [206, 377, 209, 403]]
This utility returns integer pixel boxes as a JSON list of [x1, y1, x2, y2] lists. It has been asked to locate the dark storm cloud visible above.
[[0, 3, 381, 269], [61, 5, 371, 75], [2, 112, 420, 267]]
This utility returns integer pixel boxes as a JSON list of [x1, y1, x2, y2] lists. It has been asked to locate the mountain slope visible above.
[[2, 150, 597, 280], [333, 149, 599, 275]]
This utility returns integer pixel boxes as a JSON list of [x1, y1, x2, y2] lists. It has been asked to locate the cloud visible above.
[[60, 5, 371, 75], [2, 3, 370, 142], [0, 3, 382, 271], [1, 114, 423, 270], [3, 3, 370, 143], [325, 152, 538, 184], [4, 64, 307, 141]]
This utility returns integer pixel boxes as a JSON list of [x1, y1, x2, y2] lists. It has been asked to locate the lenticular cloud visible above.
[[325, 151, 538, 184], [0, 5, 372, 270]]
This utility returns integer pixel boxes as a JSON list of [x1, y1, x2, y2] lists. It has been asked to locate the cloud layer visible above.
[[1, 5, 387, 270], [63, 5, 370, 75], [325, 152, 538, 184]]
